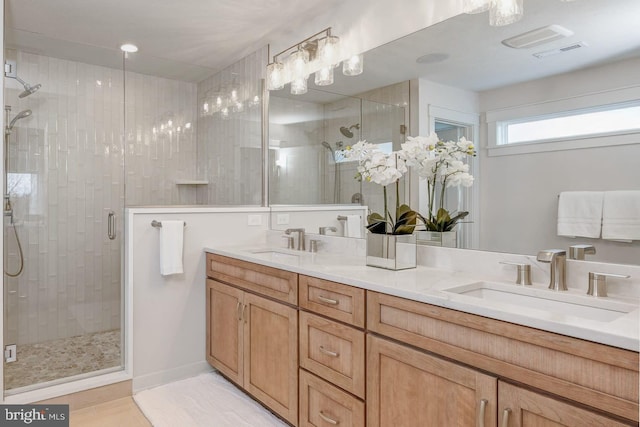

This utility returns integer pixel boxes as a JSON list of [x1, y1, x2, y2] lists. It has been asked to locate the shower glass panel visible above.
[[3, 40, 125, 393]]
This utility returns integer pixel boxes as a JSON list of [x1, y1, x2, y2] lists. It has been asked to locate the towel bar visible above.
[[151, 220, 186, 228]]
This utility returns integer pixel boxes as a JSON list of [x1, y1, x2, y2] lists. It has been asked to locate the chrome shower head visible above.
[[6, 109, 32, 134], [339, 123, 360, 138], [18, 82, 42, 98]]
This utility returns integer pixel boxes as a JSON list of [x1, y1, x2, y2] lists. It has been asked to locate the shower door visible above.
[[3, 47, 125, 393]]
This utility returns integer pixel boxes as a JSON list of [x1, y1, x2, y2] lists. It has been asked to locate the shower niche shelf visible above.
[[175, 180, 209, 185]]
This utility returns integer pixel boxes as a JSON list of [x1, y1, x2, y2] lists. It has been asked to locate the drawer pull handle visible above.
[[501, 408, 511, 427], [319, 411, 339, 425], [319, 346, 339, 357], [317, 295, 339, 305], [479, 399, 487, 427]]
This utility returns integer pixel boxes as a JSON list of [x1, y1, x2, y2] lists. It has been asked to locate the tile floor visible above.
[[5, 330, 121, 390]]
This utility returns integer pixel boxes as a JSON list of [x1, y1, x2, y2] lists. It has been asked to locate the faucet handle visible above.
[[587, 272, 631, 297], [569, 245, 596, 260], [499, 261, 532, 286]]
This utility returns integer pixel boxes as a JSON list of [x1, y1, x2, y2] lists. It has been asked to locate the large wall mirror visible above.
[[267, 0, 640, 265]]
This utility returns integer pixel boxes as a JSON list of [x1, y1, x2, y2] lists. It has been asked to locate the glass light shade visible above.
[[289, 48, 310, 80], [266, 62, 285, 91], [290, 76, 308, 95], [342, 54, 364, 76], [490, 0, 523, 26], [232, 101, 244, 113], [314, 66, 334, 86], [464, 0, 490, 13], [317, 35, 341, 68]]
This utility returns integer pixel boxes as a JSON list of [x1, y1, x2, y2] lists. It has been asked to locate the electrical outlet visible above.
[[247, 214, 262, 226], [276, 213, 290, 225]]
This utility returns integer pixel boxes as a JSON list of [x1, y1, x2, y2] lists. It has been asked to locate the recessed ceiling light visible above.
[[120, 43, 139, 53]]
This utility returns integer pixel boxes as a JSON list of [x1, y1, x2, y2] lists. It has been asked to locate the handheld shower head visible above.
[[6, 109, 33, 134], [321, 141, 336, 159], [339, 123, 360, 138]]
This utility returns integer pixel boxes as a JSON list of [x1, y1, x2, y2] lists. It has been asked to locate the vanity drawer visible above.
[[367, 291, 640, 423], [206, 253, 298, 305], [299, 370, 365, 427], [299, 311, 365, 398], [299, 275, 365, 328]]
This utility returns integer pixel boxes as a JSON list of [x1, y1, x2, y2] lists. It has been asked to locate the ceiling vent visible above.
[[533, 41, 589, 59], [502, 25, 574, 49]]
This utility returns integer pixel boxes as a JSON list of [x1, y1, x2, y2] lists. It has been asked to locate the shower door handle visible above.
[[107, 210, 116, 240]]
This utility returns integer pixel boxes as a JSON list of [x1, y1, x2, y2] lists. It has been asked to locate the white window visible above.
[[500, 101, 640, 145], [487, 88, 640, 157]]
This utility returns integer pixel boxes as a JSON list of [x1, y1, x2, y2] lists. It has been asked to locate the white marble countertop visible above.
[[205, 245, 640, 352]]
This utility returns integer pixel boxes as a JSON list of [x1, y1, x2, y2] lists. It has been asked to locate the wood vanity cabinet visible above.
[[206, 254, 299, 426], [367, 334, 497, 427], [498, 382, 633, 427], [298, 275, 366, 427], [367, 291, 639, 426]]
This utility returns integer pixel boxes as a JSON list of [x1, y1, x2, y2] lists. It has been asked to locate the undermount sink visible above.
[[247, 249, 301, 262], [443, 281, 638, 323]]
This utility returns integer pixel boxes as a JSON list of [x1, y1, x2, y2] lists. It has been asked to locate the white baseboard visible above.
[[132, 361, 213, 393]]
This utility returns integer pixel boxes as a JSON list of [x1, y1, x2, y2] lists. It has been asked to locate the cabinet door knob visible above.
[[479, 399, 488, 427], [319, 346, 339, 357], [317, 295, 339, 305], [501, 408, 511, 427], [319, 410, 339, 425]]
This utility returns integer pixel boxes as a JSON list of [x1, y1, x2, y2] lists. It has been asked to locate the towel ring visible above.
[[151, 220, 187, 228]]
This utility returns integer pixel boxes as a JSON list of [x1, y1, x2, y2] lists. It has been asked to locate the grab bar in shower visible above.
[[151, 220, 187, 228]]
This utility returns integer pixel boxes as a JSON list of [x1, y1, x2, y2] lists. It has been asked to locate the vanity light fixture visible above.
[[266, 28, 364, 94], [490, 0, 524, 26], [465, 0, 579, 27]]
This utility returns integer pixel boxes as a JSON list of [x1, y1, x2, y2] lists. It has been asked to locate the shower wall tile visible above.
[[5, 51, 198, 346], [196, 47, 267, 205]]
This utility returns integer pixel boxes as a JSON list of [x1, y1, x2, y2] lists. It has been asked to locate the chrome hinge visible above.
[[4, 344, 17, 363]]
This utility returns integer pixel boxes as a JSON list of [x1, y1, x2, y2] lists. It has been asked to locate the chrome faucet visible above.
[[536, 249, 567, 291], [284, 228, 305, 251], [319, 226, 337, 235]]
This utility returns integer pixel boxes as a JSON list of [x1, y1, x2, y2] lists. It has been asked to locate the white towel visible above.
[[602, 191, 640, 242], [160, 220, 185, 276], [345, 215, 362, 238], [557, 191, 603, 238]]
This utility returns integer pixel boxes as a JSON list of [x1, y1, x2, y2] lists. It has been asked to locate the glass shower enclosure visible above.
[[3, 40, 125, 393]]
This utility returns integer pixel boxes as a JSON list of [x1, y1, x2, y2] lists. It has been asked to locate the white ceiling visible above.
[[288, 0, 640, 98], [6, 0, 640, 92], [5, 0, 350, 80]]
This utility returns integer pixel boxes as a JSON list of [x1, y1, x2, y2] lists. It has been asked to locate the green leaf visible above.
[[367, 212, 387, 234]]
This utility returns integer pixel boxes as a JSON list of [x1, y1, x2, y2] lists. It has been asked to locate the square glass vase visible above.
[[366, 233, 417, 270], [416, 230, 457, 248]]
